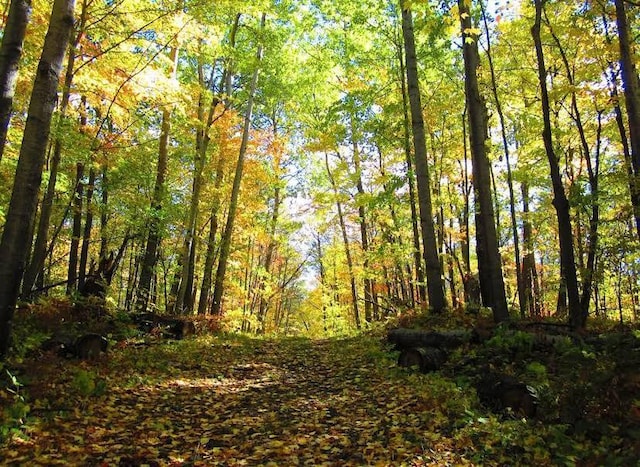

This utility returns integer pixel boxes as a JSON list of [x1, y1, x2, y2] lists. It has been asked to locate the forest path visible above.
[[2, 334, 467, 466]]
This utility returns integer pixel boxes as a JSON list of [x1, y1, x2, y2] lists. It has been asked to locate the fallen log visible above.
[[388, 328, 470, 350], [398, 347, 447, 373]]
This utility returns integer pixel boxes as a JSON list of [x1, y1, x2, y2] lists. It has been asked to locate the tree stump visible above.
[[398, 347, 447, 373]]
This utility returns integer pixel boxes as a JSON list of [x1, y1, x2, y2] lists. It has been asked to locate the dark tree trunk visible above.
[[78, 166, 96, 290], [615, 0, 640, 241], [521, 182, 541, 317], [0, 0, 75, 359], [397, 37, 425, 305], [459, 0, 508, 323], [400, 3, 447, 312], [67, 162, 84, 295], [480, 1, 525, 318], [0, 0, 31, 161], [136, 44, 178, 312], [22, 2, 89, 297], [532, 0, 583, 329]]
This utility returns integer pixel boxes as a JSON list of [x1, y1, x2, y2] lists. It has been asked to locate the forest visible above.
[[0, 0, 639, 464]]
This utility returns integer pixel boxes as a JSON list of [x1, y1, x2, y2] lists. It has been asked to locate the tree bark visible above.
[[0, 0, 75, 358], [397, 36, 425, 305], [400, 2, 447, 312], [197, 16, 241, 316], [615, 0, 640, 241], [211, 13, 266, 316], [136, 43, 179, 312], [78, 166, 96, 290], [480, 0, 525, 318], [350, 116, 374, 322], [67, 162, 84, 294], [459, 0, 508, 322], [531, 0, 583, 329], [0, 0, 31, 161], [546, 17, 601, 318]]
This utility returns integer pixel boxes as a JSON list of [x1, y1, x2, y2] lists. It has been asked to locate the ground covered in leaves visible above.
[[1, 326, 639, 465]]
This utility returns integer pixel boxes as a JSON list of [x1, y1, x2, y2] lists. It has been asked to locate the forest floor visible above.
[[1, 315, 639, 465]]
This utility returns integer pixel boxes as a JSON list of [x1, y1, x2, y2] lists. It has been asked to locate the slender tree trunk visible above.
[[211, 13, 266, 316], [0, 0, 31, 161], [0, 0, 75, 358], [397, 38, 425, 306], [459, 0, 508, 322], [400, 2, 447, 312], [78, 166, 96, 289], [547, 18, 602, 318], [615, 0, 640, 240], [67, 162, 84, 294], [350, 117, 374, 322], [480, 0, 525, 317], [174, 59, 207, 314], [258, 120, 283, 328], [521, 181, 541, 317], [197, 17, 240, 316], [100, 164, 108, 260], [136, 43, 179, 312], [532, 0, 582, 329], [325, 152, 360, 329]]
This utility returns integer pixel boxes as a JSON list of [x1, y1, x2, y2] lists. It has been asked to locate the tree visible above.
[[211, 13, 266, 315], [0, 0, 31, 162], [615, 0, 640, 240], [399, 0, 447, 313], [459, 0, 508, 322], [135, 19, 181, 312], [531, 0, 583, 329], [0, 0, 75, 358]]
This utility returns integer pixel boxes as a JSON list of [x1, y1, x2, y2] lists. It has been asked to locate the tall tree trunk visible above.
[[521, 182, 541, 317], [615, 0, 640, 240], [0, 0, 75, 358], [547, 18, 601, 318], [480, 0, 525, 318], [397, 37, 425, 306], [67, 162, 84, 294], [0, 0, 31, 161], [100, 164, 109, 260], [400, 2, 447, 312], [325, 152, 360, 329], [78, 166, 96, 290], [22, 1, 88, 297], [136, 43, 179, 312], [459, 0, 508, 322], [532, 0, 583, 329], [350, 117, 374, 322], [258, 119, 283, 329], [197, 16, 240, 316], [211, 13, 266, 316]]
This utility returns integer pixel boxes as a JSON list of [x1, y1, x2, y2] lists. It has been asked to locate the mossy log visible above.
[[398, 347, 447, 373]]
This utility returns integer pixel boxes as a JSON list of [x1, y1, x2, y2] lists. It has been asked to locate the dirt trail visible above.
[[2, 336, 463, 466]]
